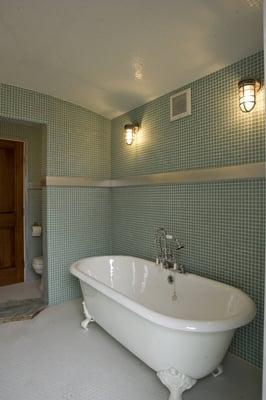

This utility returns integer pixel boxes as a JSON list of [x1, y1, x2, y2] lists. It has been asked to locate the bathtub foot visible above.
[[81, 301, 94, 331], [157, 368, 197, 400], [212, 364, 224, 378]]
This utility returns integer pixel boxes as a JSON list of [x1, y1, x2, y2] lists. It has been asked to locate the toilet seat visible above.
[[32, 256, 44, 275]]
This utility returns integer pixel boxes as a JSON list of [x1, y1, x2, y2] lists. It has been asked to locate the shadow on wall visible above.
[[105, 89, 148, 119]]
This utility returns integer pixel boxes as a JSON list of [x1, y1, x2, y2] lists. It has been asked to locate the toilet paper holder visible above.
[[32, 223, 42, 237]]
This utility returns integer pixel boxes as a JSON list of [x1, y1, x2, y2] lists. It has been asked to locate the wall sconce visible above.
[[124, 123, 140, 145], [238, 79, 261, 112]]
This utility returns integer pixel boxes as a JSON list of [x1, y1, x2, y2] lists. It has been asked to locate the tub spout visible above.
[[157, 368, 197, 400]]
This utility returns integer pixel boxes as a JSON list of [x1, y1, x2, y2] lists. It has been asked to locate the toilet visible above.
[[32, 256, 44, 291]]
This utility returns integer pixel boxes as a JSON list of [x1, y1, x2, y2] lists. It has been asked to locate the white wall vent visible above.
[[170, 88, 191, 121]]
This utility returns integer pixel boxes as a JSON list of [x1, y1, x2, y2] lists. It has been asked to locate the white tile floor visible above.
[[0, 299, 262, 400], [0, 280, 41, 303]]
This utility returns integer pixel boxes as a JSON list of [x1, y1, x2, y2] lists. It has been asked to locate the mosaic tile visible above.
[[0, 84, 111, 178], [0, 84, 112, 306], [111, 52, 264, 178], [111, 52, 265, 368], [46, 187, 112, 304], [111, 179, 265, 367]]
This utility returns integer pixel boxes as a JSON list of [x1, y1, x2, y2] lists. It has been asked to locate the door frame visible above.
[[263, 6, 266, 399], [0, 137, 28, 283]]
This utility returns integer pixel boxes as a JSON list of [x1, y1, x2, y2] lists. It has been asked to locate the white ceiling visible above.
[[0, 0, 263, 119]]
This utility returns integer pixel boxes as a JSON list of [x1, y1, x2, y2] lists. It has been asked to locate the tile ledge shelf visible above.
[[40, 162, 265, 188]]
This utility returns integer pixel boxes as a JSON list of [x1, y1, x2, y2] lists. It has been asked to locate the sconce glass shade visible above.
[[124, 123, 139, 145], [238, 79, 261, 112]]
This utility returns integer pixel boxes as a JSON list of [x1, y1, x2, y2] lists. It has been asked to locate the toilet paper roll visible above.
[[32, 225, 42, 237]]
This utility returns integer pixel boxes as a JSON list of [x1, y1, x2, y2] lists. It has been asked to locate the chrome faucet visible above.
[[154, 227, 185, 273]]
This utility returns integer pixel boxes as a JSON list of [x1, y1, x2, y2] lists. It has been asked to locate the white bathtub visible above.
[[70, 255, 256, 400]]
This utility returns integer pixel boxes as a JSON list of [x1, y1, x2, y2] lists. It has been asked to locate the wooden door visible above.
[[0, 139, 24, 286]]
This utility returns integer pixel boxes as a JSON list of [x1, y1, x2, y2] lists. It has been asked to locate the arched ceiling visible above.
[[0, 0, 263, 118]]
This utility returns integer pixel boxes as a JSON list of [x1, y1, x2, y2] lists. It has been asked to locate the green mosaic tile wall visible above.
[[41, 187, 48, 304], [47, 187, 111, 304], [111, 180, 265, 367], [111, 52, 265, 367], [27, 190, 43, 278], [0, 84, 111, 178], [0, 84, 111, 303], [0, 120, 43, 281], [112, 52, 264, 177]]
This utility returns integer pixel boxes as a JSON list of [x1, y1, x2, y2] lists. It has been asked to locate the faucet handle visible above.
[[172, 263, 185, 273], [178, 264, 185, 274], [175, 238, 184, 250], [165, 234, 173, 240]]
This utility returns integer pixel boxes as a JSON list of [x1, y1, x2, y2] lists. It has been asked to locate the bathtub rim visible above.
[[70, 255, 256, 333]]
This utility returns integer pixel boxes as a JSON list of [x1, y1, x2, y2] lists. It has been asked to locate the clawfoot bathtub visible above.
[[70, 256, 256, 400]]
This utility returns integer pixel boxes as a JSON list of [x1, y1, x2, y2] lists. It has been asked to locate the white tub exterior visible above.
[[70, 256, 256, 398]]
